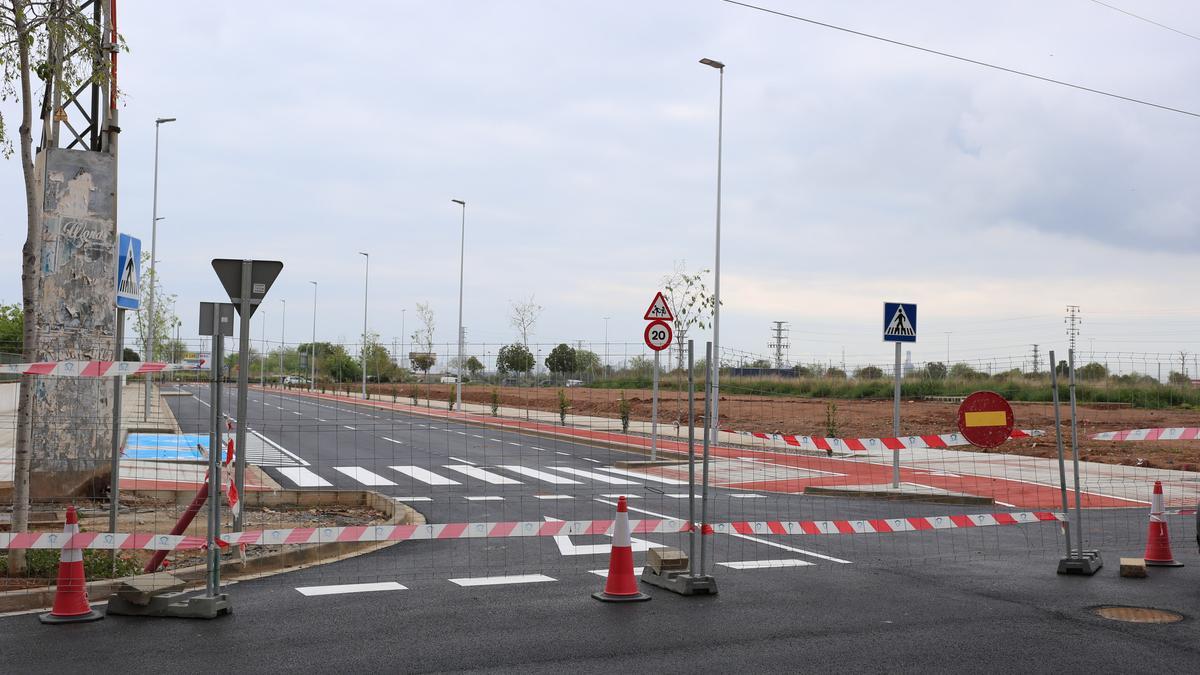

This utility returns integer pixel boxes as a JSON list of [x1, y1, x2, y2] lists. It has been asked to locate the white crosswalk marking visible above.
[[389, 466, 460, 486], [597, 466, 688, 485], [276, 467, 332, 487], [333, 467, 397, 486], [497, 465, 582, 485], [444, 464, 522, 485], [546, 466, 640, 485]]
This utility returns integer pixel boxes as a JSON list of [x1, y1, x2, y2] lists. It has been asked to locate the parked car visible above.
[[282, 375, 308, 385], [440, 376, 458, 384], [565, 379, 584, 387]]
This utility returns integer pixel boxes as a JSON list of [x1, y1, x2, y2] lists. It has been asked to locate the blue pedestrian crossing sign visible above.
[[883, 302, 917, 342], [116, 233, 142, 310]]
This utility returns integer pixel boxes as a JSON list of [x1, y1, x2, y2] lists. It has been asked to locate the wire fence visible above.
[[1, 339, 1195, 603]]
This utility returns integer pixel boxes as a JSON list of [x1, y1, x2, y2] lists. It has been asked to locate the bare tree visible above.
[[662, 261, 716, 370], [509, 295, 542, 347], [408, 302, 436, 376], [3, 0, 121, 575]]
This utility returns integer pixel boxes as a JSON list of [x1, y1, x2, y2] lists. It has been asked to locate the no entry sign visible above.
[[644, 320, 673, 351], [957, 391, 1015, 449]]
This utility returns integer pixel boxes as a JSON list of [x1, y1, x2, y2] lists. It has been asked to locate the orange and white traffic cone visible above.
[[39, 506, 104, 624], [1144, 481, 1184, 567], [592, 496, 650, 603]]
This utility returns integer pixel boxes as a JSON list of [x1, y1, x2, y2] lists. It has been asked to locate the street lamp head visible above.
[[156, 117, 177, 124], [309, 280, 317, 286], [359, 251, 369, 257], [451, 199, 466, 206], [699, 58, 725, 70]]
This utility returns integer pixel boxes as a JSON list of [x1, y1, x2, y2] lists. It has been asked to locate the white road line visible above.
[[547, 466, 640, 485], [389, 466, 460, 486], [317, 418, 327, 422], [343, 425, 357, 431], [292, 411, 303, 416], [533, 495, 573, 500], [296, 582, 407, 597], [464, 496, 504, 502], [249, 429, 310, 466], [555, 451, 571, 456], [582, 458, 601, 464], [380, 437, 404, 445], [598, 466, 688, 485], [590, 567, 645, 578], [444, 465, 522, 485], [730, 494, 765, 499], [333, 467, 398, 486], [489, 438, 503, 443], [276, 467, 332, 487], [498, 465, 582, 485], [661, 494, 691, 499], [455, 431, 467, 435], [395, 497, 433, 502], [448, 574, 555, 587], [507, 442, 521, 447], [718, 559, 813, 569], [471, 435, 485, 439], [531, 447, 546, 452], [446, 456, 476, 465], [595, 498, 853, 565], [601, 494, 640, 499]]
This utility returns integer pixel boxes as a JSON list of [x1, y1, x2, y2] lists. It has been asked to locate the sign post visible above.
[[110, 234, 142, 542], [212, 259, 283, 533], [198, 301, 234, 614], [883, 301, 917, 488], [643, 292, 674, 461]]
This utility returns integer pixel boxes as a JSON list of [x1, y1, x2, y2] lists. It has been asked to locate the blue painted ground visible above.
[[122, 433, 208, 461]]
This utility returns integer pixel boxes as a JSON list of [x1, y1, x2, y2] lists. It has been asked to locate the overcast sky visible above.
[[3, 1, 1199, 373]]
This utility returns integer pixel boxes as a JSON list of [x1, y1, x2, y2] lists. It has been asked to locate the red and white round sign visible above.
[[957, 391, 1015, 449], [644, 320, 673, 351]]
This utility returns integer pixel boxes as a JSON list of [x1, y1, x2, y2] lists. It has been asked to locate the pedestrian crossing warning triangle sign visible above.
[[883, 302, 917, 342], [643, 291, 674, 321]]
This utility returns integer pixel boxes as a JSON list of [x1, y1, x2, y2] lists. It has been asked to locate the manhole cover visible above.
[[1093, 606, 1184, 624]]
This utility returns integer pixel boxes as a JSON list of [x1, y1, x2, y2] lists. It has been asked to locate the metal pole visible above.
[[651, 350, 660, 461], [207, 316, 224, 597], [309, 281, 317, 391], [686, 339, 697, 574], [401, 309, 406, 377], [1049, 350, 1072, 557], [700, 341, 714, 577], [709, 63, 724, 458], [1068, 348, 1084, 555], [603, 317, 610, 376], [893, 341, 902, 486], [108, 309, 125, 540], [144, 124, 160, 421], [360, 252, 369, 399], [453, 199, 466, 409], [259, 310, 266, 387], [234, 260, 251, 533]]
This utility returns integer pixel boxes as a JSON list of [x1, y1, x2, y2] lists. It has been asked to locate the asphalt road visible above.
[[4, 385, 1195, 672]]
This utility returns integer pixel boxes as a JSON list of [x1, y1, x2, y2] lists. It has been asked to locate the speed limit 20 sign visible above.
[[644, 320, 673, 351]]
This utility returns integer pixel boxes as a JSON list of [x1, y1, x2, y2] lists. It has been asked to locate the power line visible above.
[[721, 0, 1200, 119], [1087, 0, 1200, 43]]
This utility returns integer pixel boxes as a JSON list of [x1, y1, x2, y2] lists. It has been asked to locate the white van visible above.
[[440, 376, 458, 384]]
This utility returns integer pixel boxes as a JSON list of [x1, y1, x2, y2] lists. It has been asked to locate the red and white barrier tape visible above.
[[0, 511, 1063, 551], [721, 428, 1044, 453], [0, 359, 204, 377], [1092, 427, 1200, 442]]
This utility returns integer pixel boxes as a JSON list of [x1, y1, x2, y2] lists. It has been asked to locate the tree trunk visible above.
[[10, 0, 38, 577]]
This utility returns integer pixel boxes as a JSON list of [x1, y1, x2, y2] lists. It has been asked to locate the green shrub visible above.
[[490, 389, 500, 416], [619, 391, 631, 432], [557, 389, 569, 425]]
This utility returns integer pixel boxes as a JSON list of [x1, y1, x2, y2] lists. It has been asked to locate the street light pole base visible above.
[[640, 568, 718, 596]]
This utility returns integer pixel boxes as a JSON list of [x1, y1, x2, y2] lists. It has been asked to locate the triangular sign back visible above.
[[643, 291, 674, 321]]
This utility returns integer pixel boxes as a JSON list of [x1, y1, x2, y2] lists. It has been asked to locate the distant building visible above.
[[903, 350, 914, 378]]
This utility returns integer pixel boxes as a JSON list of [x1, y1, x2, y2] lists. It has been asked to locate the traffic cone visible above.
[[592, 496, 650, 603], [1144, 481, 1183, 567], [39, 506, 104, 624]]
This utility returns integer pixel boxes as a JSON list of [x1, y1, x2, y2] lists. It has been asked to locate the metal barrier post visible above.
[[1049, 350, 1072, 560], [1057, 347, 1102, 574]]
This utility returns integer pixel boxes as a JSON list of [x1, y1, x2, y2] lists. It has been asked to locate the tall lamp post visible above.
[[451, 199, 467, 409], [309, 281, 317, 391], [359, 252, 369, 398], [144, 116, 176, 420], [699, 57, 724, 446], [603, 317, 611, 377]]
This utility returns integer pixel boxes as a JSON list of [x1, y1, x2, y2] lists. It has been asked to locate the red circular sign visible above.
[[957, 391, 1015, 449], [644, 320, 673, 351]]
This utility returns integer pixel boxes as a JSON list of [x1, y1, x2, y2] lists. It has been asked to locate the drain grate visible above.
[[1093, 606, 1184, 624]]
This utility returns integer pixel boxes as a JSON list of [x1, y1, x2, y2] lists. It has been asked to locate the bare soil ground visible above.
[[367, 383, 1200, 472]]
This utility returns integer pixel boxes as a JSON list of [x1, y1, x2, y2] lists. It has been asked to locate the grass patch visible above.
[[1, 549, 143, 580]]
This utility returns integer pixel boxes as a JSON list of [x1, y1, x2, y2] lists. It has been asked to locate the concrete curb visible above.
[[0, 491, 425, 614], [803, 486, 995, 506]]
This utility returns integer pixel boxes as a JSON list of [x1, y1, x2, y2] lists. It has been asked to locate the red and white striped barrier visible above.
[[0, 359, 204, 377], [1092, 428, 1200, 442], [0, 511, 1063, 551], [722, 428, 1044, 453]]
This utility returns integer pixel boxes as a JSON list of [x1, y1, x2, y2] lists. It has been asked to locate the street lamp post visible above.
[[144, 116, 176, 420], [700, 57, 725, 450], [359, 252, 369, 399], [309, 281, 317, 391], [603, 317, 611, 377], [259, 309, 267, 387], [401, 308, 406, 374], [452, 199, 467, 410]]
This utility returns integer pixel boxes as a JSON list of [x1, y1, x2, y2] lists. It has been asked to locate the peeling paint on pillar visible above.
[[30, 148, 116, 494]]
